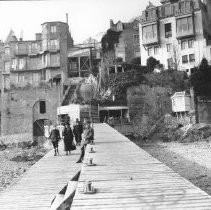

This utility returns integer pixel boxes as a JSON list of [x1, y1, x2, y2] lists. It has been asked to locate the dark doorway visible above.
[[33, 119, 46, 137]]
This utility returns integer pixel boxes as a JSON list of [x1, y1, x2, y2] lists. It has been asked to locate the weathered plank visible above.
[[0, 142, 81, 210], [71, 123, 211, 210]]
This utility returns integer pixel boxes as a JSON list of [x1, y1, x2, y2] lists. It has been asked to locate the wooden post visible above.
[[121, 109, 123, 125], [78, 57, 81, 77]]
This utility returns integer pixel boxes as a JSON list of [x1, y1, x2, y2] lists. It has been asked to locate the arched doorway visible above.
[[32, 99, 52, 142], [33, 119, 48, 137]]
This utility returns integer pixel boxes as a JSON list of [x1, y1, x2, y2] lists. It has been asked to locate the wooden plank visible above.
[[71, 123, 211, 210], [0, 142, 81, 210]]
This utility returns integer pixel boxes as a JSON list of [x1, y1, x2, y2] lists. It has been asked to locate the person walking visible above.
[[73, 118, 83, 146], [62, 122, 74, 155], [49, 125, 60, 156], [76, 120, 94, 163]]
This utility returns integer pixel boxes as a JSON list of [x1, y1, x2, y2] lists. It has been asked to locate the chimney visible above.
[[110, 19, 114, 28], [66, 13, 69, 25], [19, 30, 23, 41], [35, 33, 42, 41]]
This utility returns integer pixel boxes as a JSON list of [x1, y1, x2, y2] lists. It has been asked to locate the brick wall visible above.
[[1, 85, 60, 136]]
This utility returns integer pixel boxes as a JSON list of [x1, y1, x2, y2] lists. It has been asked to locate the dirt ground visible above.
[[132, 139, 211, 195], [0, 146, 48, 192]]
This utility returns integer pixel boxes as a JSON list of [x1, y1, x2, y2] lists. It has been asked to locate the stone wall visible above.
[[198, 101, 211, 124], [1, 85, 60, 136]]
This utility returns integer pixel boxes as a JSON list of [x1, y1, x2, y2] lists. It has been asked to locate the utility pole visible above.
[[89, 46, 92, 121]]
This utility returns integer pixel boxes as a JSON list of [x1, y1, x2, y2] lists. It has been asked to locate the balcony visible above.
[[142, 24, 159, 46], [174, 1, 194, 17], [2, 70, 10, 75], [15, 48, 28, 56], [10, 64, 27, 72], [140, 9, 158, 25], [176, 16, 195, 39], [48, 45, 59, 52], [28, 48, 41, 56]]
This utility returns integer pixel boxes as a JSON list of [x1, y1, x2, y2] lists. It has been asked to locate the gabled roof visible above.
[[5, 29, 17, 43]]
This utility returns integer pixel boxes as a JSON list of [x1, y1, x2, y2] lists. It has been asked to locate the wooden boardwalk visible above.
[[0, 142, 81, 210], [71, 123, 211, 210], [0, 123, 211, 209]]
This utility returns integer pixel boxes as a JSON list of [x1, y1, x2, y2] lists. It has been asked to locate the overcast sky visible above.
[[0, 0, 160, 44]]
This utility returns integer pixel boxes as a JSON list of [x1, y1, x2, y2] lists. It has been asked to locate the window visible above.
[[41, 70, 46, 81], [189, 54, 195, 62], [182, 55, 188, 63], [4, 62, 10, 73], [19, 58, 25, 69], [134, 50, 140, 57], [50, 54, 60, 66], [167, 58, 173, 69], [33, 73, 40, 82], [188, 39, 194, 48], [50, 25, 57, 33], [148, 47, 153, 56], [181, 41, 187, 50], [5, 47, 10, 55], [133, 34, 139, 45], [133, 21, 139, 29], [166, 43, 172, 52], [40, 101, 46, 114], [177, 16, 193, 33], [18, 74, 25, 83], [117, 22, 123, 31], [142, 24, 158, 41], [165, 23, 172, 38], [43, 54, 47, 66], [11, 59, 17, 70], [50, 39, 59, 50], [154, 46, 159, 55]]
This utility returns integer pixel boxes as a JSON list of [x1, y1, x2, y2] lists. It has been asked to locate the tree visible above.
[[190, 58, 211, 123], [171, 44, 180, 71], [190, 58, 211, 97], [146, 56, 159, 73]]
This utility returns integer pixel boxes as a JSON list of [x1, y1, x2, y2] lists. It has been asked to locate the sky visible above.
[[0, 0, 160, 44]]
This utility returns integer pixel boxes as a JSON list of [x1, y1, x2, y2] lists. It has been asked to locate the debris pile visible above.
[[158, 114, 211, 143]]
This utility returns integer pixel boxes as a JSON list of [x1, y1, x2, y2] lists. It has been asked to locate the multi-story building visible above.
[[139, 0, 211, 75], [110, 19, 140, 62], [1, 21, 73, 90], [0, 20, 74, 138], [102, 19, 140, 74]]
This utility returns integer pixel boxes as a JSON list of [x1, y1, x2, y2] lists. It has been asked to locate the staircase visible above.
[[91, 105, 100, 123], [62, 84, 77, 106]]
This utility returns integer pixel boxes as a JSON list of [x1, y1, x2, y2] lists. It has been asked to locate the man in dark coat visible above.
[[49, 125, 60, 156], [76, 120, 94, 163], [73, 118, 83, 146]]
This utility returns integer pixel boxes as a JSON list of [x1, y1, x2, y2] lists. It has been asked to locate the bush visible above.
[[146, 57, 160, 73]]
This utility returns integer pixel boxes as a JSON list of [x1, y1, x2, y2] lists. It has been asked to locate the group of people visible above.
[[49, 118, 94, 163]]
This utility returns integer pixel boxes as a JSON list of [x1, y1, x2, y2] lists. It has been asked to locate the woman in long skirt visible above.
[[62, 123, 74, 155]]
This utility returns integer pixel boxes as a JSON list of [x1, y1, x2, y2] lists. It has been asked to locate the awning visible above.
[[99, 106, 129, 111]]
